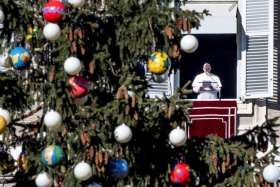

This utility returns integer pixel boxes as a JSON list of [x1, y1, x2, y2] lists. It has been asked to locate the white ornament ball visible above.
[[263, 164, 280, 183], [35, 172, 53, 187], [64, 57, 82, 75], [0, 10, 4, 23], [74, 161, 93, 181], [68, 0, 85, 7], [180, 34, 199, 53], [0, 108, 10, 125], [169, 127, 187, 147], [43, 23, 61, 41], [114, 123, 132, 143], [43, 110, 62, 130]]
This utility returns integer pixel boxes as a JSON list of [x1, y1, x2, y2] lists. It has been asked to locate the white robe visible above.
[[192, 72, 222, 100]]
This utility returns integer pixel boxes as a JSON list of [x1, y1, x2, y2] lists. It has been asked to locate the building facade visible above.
[[147, 0, 280, 138]]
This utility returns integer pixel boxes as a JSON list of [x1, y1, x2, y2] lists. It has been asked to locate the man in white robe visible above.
[[192, 63, 222, 100]]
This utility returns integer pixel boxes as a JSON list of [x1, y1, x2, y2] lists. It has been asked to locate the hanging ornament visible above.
[[68, 75, 90, 98], [0, 108, 10, 125], [43, 23, 61, 41], [114, 123, 132, 144], [0, 10, 4, 23], [152, 70, 169, 83], [180, 34, 199, 53], [147, 51, 171, 75], [18, 152, 28, 172], [263, 164, 280, 183], [43, 110, 62, 130], [108, 159, 129, 179], [170, 163, 191, 185], [9, 47, 31, 69], [169, 127, 187, 147], [64, 57, 82, 75], [40, 145, 64, 167], [35, 172, 53, 187], [74, 161, 93, 181], [43, 1, 65, 23], [68, 0, 85, 7], [0, 116, 6, 134]]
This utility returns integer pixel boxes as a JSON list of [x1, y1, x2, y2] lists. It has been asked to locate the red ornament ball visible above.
[[170, 163, 191, 185], [43, 1, 65, 23], [68, 75, 90, 98]]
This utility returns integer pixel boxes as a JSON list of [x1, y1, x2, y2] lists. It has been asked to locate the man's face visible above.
[[203, 63, 211, 73]]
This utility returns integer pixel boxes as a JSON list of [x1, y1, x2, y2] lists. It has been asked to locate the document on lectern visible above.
[[200, 81, 215, 91]]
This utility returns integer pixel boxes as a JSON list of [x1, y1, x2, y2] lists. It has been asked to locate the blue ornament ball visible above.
[[40, 144, 64, 167], [9, 47, 31, 69], [108, 159, 129, 179]]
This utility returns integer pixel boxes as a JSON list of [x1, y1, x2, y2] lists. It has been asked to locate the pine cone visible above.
[[87, 146, 95, 161], [134, 112, 139, 121], [98, 151, 103, 165], [91, 123, 97, 130], [116, 86, 128, 101], [104, 151, 108, 165], [71, 41, 78, 54], [95, 151, 99, 165], [225, 154, 230, 169], [221, 160, 226, 174], [80, 132, 90, 145], [211, 154, 218, 168], [167, 105, 174, 119], [96, 165, 102, 173], [101, 165, 105, 173], [89, 60, 96, 75], [125, 105, 130, 115], [48, 66, 56, 82], [164, 26, 174, 39], [131, 95, 136, 108], [68, 29, 74, 41]]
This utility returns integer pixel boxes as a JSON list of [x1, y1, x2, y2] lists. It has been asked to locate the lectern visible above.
[[188, 100, 237, 139]]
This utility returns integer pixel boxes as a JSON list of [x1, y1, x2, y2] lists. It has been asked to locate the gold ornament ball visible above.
[[0, 116, 6, 134], [147, 51, 170, 75]]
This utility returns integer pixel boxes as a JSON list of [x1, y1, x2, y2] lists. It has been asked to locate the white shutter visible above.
[[145, 62, 180, 98], [244, 0, 274, 98], [146, 72, 171, 98]]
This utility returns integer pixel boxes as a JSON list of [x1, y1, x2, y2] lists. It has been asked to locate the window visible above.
[[180, 34, 237, 99]]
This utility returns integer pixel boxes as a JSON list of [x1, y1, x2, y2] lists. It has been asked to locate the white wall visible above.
[[181, 1, 238, 34]]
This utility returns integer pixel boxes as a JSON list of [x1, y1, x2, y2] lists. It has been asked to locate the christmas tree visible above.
[[0, 0, 279, 187]]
